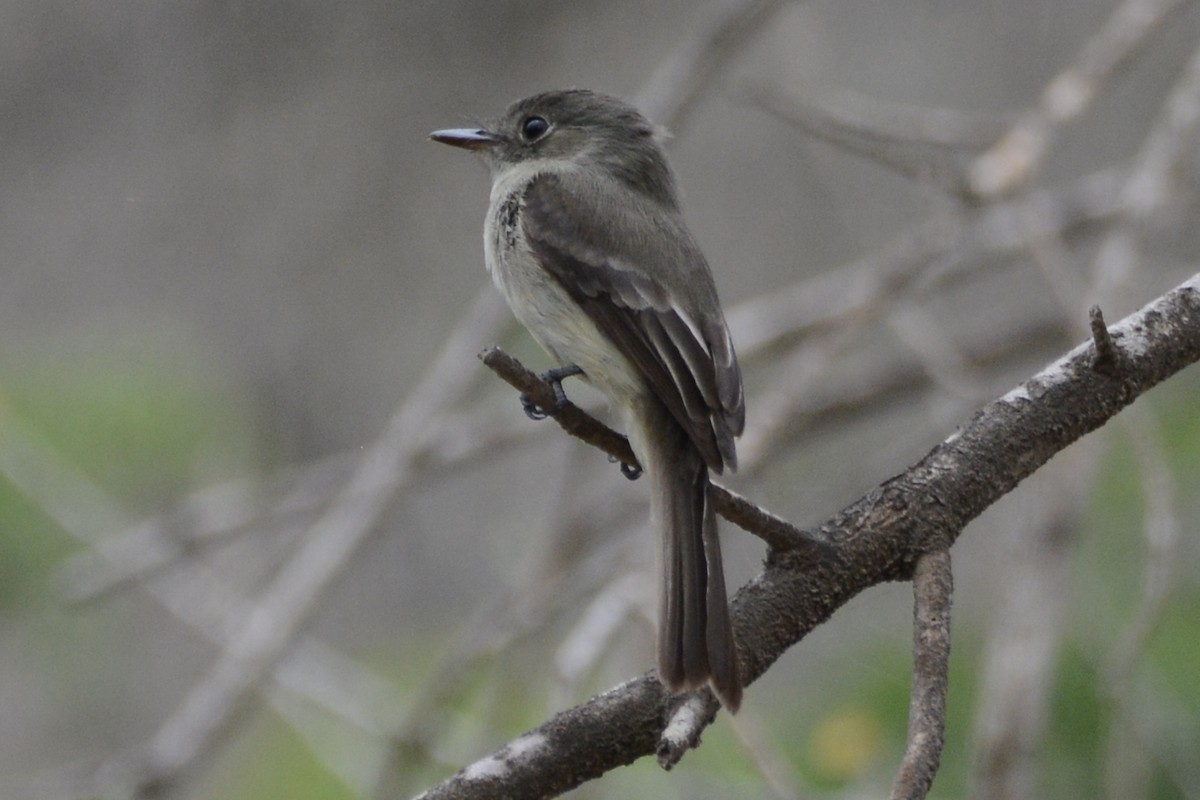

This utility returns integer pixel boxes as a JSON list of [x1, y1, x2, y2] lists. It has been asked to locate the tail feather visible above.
[[642, 403, 742, 711], [701, 492, 740, 708]]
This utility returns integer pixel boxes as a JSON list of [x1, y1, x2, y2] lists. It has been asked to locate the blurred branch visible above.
[[56, 159, 1125, 604], [1103, 411, 1179, 686], [53, 451, 358, 604], [726, 168, 1125, 361], [0, 409, 406, 799], [416, 276, 1200, 798], [1118, 40, 1200, 219], [93, 285, 511, 797], [976, 44, 1200, 787], [374, 523, 636, 795], [737, 168, 1124, 465], [635, 0, 788, 128], [887, 303, 985, 399], [747, 82, 1011, 149], [1099, 663, 1200, 798], [968, 0, 1189, 198], [1101, 407, 1182, 800], [725, 704, 808, 799], [743, 81, 1007, 195], [1093, 38, 1200, 302], [744, 313, 1066, 470], [553, 570, 648, 700], [967, 452, 1089, 800]]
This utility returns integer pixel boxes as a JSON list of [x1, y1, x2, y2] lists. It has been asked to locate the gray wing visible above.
[[521, 171, 744, 473]]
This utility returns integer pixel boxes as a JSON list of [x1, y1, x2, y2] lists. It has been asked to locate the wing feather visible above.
[[521, 172, 743, 472]]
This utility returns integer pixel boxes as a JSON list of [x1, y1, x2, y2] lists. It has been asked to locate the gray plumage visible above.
[[431, 89, 744, 710]]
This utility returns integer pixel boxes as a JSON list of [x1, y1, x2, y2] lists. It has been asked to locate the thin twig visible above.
[[477, 346, 830, 557], [890, 549, 952, 800], [657, 694, 717, 769], [1090, 305, 1122, 373]]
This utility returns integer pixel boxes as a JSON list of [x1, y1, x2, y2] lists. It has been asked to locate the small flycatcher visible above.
[[431, 89, 744, 710]]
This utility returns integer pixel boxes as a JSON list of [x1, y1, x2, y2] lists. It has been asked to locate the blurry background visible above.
[[1, 1, 1199, 798]]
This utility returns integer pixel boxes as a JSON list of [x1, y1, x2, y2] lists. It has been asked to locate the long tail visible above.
[[635, 401, 742, 712]]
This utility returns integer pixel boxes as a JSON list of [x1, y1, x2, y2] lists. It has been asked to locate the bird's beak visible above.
[[429, 128, 502, 151]]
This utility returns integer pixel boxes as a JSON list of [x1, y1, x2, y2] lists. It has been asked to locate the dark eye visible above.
[[521, 115, 550, 141]]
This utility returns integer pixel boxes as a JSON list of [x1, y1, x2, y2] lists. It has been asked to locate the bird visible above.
[[431, 89, 745, 711]]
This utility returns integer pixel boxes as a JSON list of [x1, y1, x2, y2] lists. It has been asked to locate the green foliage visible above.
[[1149, 590, 1200, 703], [0, 329, 257, 606], [5, 340, 253, 502], [0, 477, 69, 606], [1043, 645, 1107, 796], [214, 714, 358, 800]]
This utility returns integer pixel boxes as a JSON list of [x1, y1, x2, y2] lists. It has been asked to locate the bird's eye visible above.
[[521, 115, 550, 141]]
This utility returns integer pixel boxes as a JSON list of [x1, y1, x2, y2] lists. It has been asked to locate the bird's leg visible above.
[[520, 364, 583, 420], [524, 365, 642, 481]]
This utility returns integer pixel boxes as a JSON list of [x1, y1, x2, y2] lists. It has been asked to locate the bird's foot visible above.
[[520, 364, 583, 420], [608, 454, 643, 480]]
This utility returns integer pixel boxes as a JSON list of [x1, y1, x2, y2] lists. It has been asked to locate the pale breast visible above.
[[484, 179, 646, 406]]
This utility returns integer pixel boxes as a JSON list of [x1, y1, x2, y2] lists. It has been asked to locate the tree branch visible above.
[[891, 549, 953, 800], [478, 346, 829, 557], [417, 275, 1199, 798]]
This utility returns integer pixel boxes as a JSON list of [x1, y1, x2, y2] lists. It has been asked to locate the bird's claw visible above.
[[519, 393, 552, 420], [520, 365, 583, 420], [608, 454, 643, 480]]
